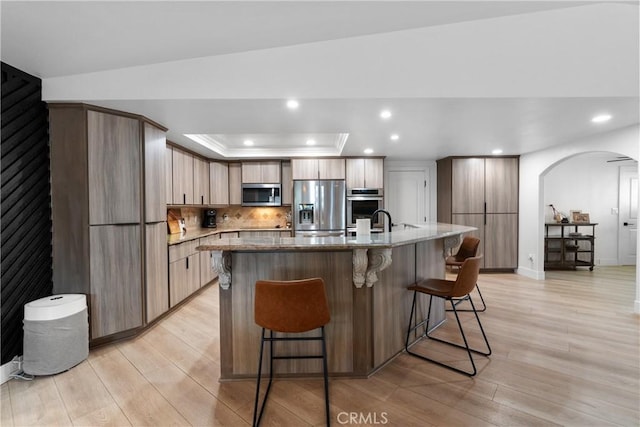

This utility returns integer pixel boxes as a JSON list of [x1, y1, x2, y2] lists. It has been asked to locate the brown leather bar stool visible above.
[[252, 278, 331, 426], [445, 236, 486, 312], [405, 256, 491, 376]]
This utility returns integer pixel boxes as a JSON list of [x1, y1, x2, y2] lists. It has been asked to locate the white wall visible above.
[[518, 124, 640, 312], [544, 153, 624, 266]]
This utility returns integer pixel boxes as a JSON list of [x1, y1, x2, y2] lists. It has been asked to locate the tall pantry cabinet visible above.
[[49, 104, 168, 342], [437, 157, 519, 270]]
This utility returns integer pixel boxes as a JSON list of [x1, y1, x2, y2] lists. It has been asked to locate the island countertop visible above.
[[196, 222, 475, 251], [206, 221, 475, 381]]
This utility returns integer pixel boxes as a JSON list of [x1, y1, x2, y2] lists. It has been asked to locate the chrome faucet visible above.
[[371, 209, 393, 232]]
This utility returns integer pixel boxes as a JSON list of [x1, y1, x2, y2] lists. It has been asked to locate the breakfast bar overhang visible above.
[[197, 223, 475, 380]]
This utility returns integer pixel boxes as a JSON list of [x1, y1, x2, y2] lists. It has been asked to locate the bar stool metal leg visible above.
[[405, 292, 491, 376], [446, 283, 487, 312]]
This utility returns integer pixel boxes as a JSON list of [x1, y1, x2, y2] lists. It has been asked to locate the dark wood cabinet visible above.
[[438, 156, 519, 270], [544, 223, 596, 270]]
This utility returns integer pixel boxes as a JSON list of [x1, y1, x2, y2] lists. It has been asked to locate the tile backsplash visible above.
[[167, 206, 292, 230]]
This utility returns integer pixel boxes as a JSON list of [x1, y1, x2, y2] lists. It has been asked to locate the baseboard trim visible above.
[[1, 356, 21, 385], [517, 266, 545, 280]]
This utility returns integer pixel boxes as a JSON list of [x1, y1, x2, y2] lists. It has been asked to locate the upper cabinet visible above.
[[291, 158, 345, 180], [193, 156, 209, 205], [229, 163, 242, 205], [172, 148, 194, 205], [165, 146, 173, 206], [281, 161, 292, 205], [210, 162, 229, 205], [144, 122, 166, 223], [242, 161, 281, 183], [87, 110, 141, 225], [168, 147, 211, 206], [346, 158, 384, 189]]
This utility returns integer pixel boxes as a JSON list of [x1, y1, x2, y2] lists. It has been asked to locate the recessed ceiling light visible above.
[[286, 99, 299, 109], [380, 110, 392, 119], [591, 114, 612, 123], [492, 149, 503, 155], [306, 139, 316, 146], [243, 139, 254, 146], [390, 134, 400, 141], [364, 148, 374, 154]]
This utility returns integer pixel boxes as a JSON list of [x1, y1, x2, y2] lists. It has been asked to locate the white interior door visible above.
[[387, 170, 427, 224], [618, 165, 638, 265]]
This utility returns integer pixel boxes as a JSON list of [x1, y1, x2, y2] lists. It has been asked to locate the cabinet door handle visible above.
[[484, 202, 487, 225], [186, 257, 189, 269], [183, 193, 186, 204], [624, 222, 635, 226], [201, 195, 204, 204]]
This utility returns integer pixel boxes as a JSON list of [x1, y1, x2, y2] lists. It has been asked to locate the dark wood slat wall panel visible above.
[[1, 62, 52, 365]]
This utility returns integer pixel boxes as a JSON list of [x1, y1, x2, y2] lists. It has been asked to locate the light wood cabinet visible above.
[[49, 104, 168, 343], [87, 110, 141, 225], [172, 148, 194, 205], [199, 235, 219, 286], [210, 162, 229, 205], [239, 231, 282, 238], [168, 240, 200, 307], [229, 163, 242, 205], [165, 146, 173, 207], [242, 161, 281, 183], [281, 161, 292, 205], [145, 222, 169, 323], [89, 225, 142, 339], [144, 122, 166, 222], [438, 156, 519, 270], [346, 158, 384, 188], [291, 158, 345, 180], [193, 156, 209, 205]]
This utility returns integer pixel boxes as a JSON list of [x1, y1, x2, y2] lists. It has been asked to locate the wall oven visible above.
[[346, 188, 384, 230]]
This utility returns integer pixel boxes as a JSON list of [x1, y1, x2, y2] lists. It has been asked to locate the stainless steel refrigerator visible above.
[[294, 180, 346, 237]]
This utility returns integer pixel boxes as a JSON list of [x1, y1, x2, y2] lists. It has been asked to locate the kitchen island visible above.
[[197, 222, 475, 380]]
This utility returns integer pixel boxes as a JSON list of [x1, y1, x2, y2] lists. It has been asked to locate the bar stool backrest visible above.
[[453, 236, 481, 262], [254, 278, 330, 333], [451, 256, 482, 298]]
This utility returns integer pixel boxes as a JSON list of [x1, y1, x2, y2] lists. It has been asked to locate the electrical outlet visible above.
[[611, 207, 619, 215]]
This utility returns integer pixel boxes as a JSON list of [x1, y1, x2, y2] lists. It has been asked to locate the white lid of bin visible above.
[[24, 294, 87, 321]]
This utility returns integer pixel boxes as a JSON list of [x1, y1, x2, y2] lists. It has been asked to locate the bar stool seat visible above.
[[405, 256, 491, 376], [252, 278, 331, 426], [445, 236, 486, 312]]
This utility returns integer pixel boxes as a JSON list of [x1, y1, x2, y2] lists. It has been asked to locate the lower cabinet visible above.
[[168, 240, 200, 307], [146, 223, 169, 323], [199, 235, 219, 286], [89, 225, 143, 339], [451, 213, 518, 269]]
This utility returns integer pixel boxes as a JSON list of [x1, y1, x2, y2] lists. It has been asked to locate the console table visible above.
[[544, 223, 597, 271]]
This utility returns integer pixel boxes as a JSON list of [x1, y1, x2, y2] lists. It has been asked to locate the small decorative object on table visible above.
[[574, 213, 590, 223]]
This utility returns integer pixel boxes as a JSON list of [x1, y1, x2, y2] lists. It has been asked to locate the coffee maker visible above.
[[202, 209, 217, 228]]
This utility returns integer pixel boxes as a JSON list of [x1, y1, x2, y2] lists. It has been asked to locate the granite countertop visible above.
[[196, 222, 475, 251], [167, 227, 292, 246]]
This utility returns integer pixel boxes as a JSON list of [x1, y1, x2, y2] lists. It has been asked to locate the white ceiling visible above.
[[2, 1, 638, 161]]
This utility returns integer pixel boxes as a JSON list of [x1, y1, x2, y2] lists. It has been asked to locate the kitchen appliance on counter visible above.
[[202, 209, 217, 228], [242, 183, 281, 206], [346, 188, 384, 230], [294, 180, 346, 237]]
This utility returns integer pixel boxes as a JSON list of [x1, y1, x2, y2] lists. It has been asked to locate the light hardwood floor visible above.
[[2, 267, 639, 426]]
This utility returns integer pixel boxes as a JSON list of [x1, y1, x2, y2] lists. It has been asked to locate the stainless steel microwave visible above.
[[241, 183, 281, 206]]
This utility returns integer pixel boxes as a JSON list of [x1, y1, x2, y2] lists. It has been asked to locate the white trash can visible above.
[[23, 294, 89, 375]]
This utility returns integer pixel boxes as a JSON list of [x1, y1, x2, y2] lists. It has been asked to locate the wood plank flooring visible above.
[[2, 266, 638, 426]]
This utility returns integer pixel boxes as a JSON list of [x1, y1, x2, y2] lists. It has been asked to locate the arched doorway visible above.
[[516, 125, 640, 312], [542, 151, 637, 269]]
